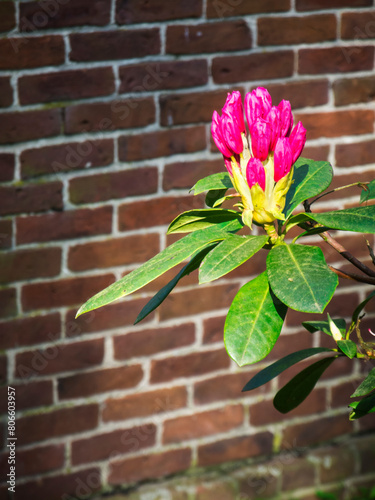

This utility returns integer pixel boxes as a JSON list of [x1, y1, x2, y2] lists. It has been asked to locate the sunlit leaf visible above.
[[191, 172, 233, 195], [167, 209, 242, 234], [337, 339, 357, 359]]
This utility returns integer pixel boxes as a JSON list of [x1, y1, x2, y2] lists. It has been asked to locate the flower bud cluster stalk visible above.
[[211, 88, 306, 229]]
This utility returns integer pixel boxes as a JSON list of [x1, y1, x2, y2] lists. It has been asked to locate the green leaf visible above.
[[351, 367, 375, 397], [351, 290, 375, 326], [284, 157, 333, 218], [306, 205, 375, 233], [199, 234, 268, 284], [191, 172, 233, 195], [205, 189, 228, 208], [302, 318, 346, 336], [273, 356, 336, 413], [337, 339, 357, 359], [167, 209, 242, 234], [267, 244, 338, 313], [349, 392, 375, 419], [242, 347, 333, 392], [134, 244, 218, 324], [360, 179, 375, 203], [224, 272, 287, 367], [76, 221, 241, 317]]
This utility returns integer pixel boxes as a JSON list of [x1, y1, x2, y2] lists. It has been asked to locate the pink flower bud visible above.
[[246, 157, 266, 191], [211, 111, 233, 158], [222, 91, 245, 134], [266, 106, 281, 151], [277, 100, 293, 137], [224, 157, 233, 176], [250, 119, 272, 162], [289, 121, 306, 163], [274, 137, 293, 183], [244, 87, 272, 128], [221, 109, 244, 155]]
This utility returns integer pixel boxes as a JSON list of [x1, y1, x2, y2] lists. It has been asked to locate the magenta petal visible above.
[[274, 138, 293, 182], [266, 106, 281, 151], [246, 157, 266, 191], [250, 119, 272, 162], [222, 91, 245, 133], [277, 100, 293, 137], [211, 111, 233, 157], [254, 87, 272, 117], [221, 110, 243, 155], [224, 157, 233, 176], [289, 121, 307, 163], [244, 87, 272, 129]]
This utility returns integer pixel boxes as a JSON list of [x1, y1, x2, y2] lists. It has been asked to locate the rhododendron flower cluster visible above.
[[211, 88, 306, 228]]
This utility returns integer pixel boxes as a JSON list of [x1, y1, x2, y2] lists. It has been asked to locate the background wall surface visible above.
[[1, 0, 375, 499]]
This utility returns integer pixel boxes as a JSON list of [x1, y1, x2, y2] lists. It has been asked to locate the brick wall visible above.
[[1, 0, 375, 498]]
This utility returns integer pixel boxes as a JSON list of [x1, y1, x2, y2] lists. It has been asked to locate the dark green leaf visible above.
[[267, 244, 338, 313], [273, 356, 336, 413], [306, 205, 375, 233], [199, 234, 268, 284], [242, 347, 333, 392], [224, 272, 287, 367], [302, 318, 346, 336], [167, 209, 242, 234], [351, 290, 375, 325], [191, 172, 233, 195], [205, 189, 228, 208], [360, 179, 375, 203], [349, 392, 375, 419], [337, 339, 357, 359], [351, 367, 375, 397]]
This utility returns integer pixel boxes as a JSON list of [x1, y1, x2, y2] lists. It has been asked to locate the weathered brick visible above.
[[203, 316, 225, 344], [21, 274, 114, 311], [160, 89, 229, 126], [314, 445, 355, 484], [239, 470, 278, 499], [150, 348, 230, 383], [0, 220, 12, 250], [336, 139, 375, 167], [21, 139, 114, 179], [116, 0, 202, 24], [196, 482, 237, 500], [118, 126, 206, 161], [0, 312, 60, 350], [166, 20, 251, 54], [16, 206, 113, 244], [163, 159, 223, 191], [20, 0, 111, 30], [357, 436, 375, 474], [163, 405, 244, 444], [0, 1, 15, 31], [296, 0, 372, 9], [65, 98, 155, 134], [0, 77, 12, 108], [0, 355, 7, 385], [0, 380, 53, 413], [109, 448, 192, 484], [0, 109, 62, 144], [212, 51, 294, 83], [342, 11, 375, 39], [207, 0, 290, 17], [68, 234, 159, 272], [281, 456, 317, 491], [330, 379, 363, 409], [198, 433, 273, 466], [0, 35, 64, 69], [0, 444, 65, 478], [15, 338, 104, 380], [119, 59, 208, 93], [58, 365, 143, 400], [69, 167, 158, 204], [103, 386, 188, 422], [299, 46, 374, 74], [0, 288, 17, 319], [19, 67, 115, 105], [258, 14, 336, 45], [0, 181, 62, 216], [334, 75, 375, 106], [0, 153, 14, 181]]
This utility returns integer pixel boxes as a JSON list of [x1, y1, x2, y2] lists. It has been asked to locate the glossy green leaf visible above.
[[242, 347, 333, 392], [205, 189, 228, 208], [224, 272, 287, 367], [167, 209, 242, 234], [349, 392, 375, 420], [134, 244, 218, 324], [284, 157, 333, 218], [267, 244, 338, 313], [360, 179, 375, 203], [199, 234, 268, 284], [306, 205, 375, 233], [191, 172, 233, 195], [337, 339, 357, 359], [76, 221, 241, 317], [302, 318, 346, 336], [273, 356, 336, 413], [351, 367, 375, 397], [351, 290, 375, 326]]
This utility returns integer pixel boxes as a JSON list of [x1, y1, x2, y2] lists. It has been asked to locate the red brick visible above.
[[163, 159, 223, 191], [342, 12, 375, 39], [207, 0, 290, 17], [109, 448, 192, 484], [281, 456, 317, 491], [0, 35, 64, 69], [14, 468, 101, 500], [72, 423, 156, 465], [203, 316, 225, 344], [116, 0, 201, 23], [21, 273, 114, 311], [0, 76, 12, 108], [0, 288, 17, 319], [20, 0, 111, 30], [0, 180, 62, 216], [58, 364, 143, 400], [258, 14, 336, 45], [357, 436, 375, 474], [150, 348, 230, 383], [103, 386, 188, 422], [21, 139, 114, 179], [198, 433, 273, 466], [118, 126, 206, 161], [336, 139, 375, 167], [261, 80, 330, 110], [16, 206, 113, 244], [295, 110, 374, 140], [0, 444, 64, 478], [163, 405, 244, 444], [65, 98, 155, 134], [302, 145, 330, 162], [15, 338, 104, 380], [120, 59, 208, 93], [160, 89, 229, 127], [296, 0, 372, 9], [70, 29, 160, 62], [0, 109, 62, 144], [0, 313, 60, 350], [331, 378, 363, 409], [334, 75, 375, 106], [299, 46, 374, 74], [19, 67, 115, 105], [0, 1, 15, 31], [166, 20, 251, 54], [69, 167, 158, 204], [213, 51, 294, 83], [0, 380, 53, 413], [0, 355, 7, 385], [0, 220, 12, 250], [0, 153, 14, 181]]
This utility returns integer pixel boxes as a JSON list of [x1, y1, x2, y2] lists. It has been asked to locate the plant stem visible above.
[[328, 265, 375, 285], [309, 182, 368, 207]]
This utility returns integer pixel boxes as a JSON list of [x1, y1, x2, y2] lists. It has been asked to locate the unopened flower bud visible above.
[[274, 138, 293, 183], [277, 99, 293, 137], [211, 111, 233, 158], [266, 106, 281, 151], [246, 157, 266, 191], [289, 121, 307, 164], [250, 119, 272, 162], [244, 87, 272, 128]]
